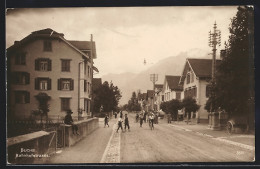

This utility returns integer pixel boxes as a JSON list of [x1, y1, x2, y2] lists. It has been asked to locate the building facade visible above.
[[162, 75, 183, 102], [179, 58, 221, 123], [7, 28, 97, 121]]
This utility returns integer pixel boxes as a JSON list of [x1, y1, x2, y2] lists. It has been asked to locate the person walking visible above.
[[149, 112, 155, 130], [139, 112, 144, 127], [124, 114, 130, 131], [116, 116, 123, 133], [64, 109, 79, 135], [104, 114, 109, 127]]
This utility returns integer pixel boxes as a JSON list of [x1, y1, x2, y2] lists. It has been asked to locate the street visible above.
[[47, 111, 254, 163]]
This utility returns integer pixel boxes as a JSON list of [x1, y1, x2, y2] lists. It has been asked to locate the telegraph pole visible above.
[[208, 22, 221, 130], [150, 74, 158, 111]]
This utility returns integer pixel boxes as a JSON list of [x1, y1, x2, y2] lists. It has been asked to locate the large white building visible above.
[[179, 58, 221, 123], [7, 28, 98, 121]]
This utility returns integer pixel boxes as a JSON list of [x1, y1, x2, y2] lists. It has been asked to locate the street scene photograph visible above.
[[6, 6, 255, 165]]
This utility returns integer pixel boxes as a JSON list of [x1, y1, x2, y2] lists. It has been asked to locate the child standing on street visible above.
[[117, 116, 123, 132], [104, 114, 109, 127], [124, 114, 130, 131]]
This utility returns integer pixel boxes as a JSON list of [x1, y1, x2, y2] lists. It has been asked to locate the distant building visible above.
[[154, 84, 163, 111], [179, 58, 221, 123], [162, 75, 183, 102], [7, 28, 98, 121]]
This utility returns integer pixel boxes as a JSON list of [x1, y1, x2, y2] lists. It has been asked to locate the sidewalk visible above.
[[168, 120, 255, 147]]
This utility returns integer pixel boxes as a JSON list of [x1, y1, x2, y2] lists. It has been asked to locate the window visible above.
[[43, 40, 52, 51], [61, 60, 71, 72], [176, 92, 181, 100], [15, 91, 30, 104], [84, 80, 87, 92], [191, 72, 194, 83], [61, 98, 70, 111], [12, 72, 30, 85], [206, 85, 211, 98], [35, 78, 51, 90], [88, 66, 90, 77], [58, 78, 74, 91], [35, 58, 52, 71], [15, 52, 26, 65], [186, 73, 190, 84]]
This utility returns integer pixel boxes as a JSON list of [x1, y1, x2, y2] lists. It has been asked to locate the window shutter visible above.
[[84, 80, 86, 92], [25, 92, 30, 103], [48, 59, 52, 71], [35, 78, 39, 90], [58, 79, 61, 90], [15, 92, 19, 103], [70, 79, 74, 90], [48, 78, 52, 90], [26, 73, 30, 84], [35, 59, 39, 71], [15, 54, 19, 65]]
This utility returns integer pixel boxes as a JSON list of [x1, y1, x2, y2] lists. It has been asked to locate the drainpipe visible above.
[[78, 60, 84, 120]]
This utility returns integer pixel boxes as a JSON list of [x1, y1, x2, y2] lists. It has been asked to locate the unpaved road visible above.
[[120, 112, 254, 163], [47, 111, 254, 164]]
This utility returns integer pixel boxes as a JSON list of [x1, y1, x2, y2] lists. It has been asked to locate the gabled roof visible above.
[[179, 58, 221, 84], [154, 84, 163, 89], [92, 78, 102, 91], [69, 41, 97, 59], [7, 28, 96, 59], [165, 75, 183, 91]]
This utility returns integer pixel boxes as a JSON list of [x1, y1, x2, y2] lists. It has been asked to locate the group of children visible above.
[[104, 111, 130, 132]]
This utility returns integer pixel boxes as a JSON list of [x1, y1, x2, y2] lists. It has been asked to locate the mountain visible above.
[[102, 48, 210, 105]]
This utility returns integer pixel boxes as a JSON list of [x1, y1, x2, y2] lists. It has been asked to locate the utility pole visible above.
[[150, 74, 158, 111], [208, 22, 221, 130]]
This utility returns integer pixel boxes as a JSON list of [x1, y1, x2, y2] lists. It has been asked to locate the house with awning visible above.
[[179, 58, 221, 123]]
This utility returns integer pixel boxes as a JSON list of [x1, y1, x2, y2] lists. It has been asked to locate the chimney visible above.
[[14, 41, 19, 45], [220, 49, 226, 59]]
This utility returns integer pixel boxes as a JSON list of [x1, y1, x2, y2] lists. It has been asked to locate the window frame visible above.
[[61, 59, 71, 72], [43, 40, 52, 52], [61, 98, 71, 111]]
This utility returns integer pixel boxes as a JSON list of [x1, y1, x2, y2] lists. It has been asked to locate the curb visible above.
[[169, 124, 254, 151]]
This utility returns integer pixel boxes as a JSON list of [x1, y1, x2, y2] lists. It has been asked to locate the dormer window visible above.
[[43, 40, 52, 51]]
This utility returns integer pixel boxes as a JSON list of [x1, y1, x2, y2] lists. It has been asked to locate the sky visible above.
[[6, 6, 238, 77]]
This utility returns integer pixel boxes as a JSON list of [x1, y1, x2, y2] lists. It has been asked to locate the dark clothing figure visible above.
[[64, 111, 79, 135], [117, 118, 123, 132], [143, 112, 147, 123], [124, 116, 130, 131], [167, 114, 172, 123], [139, 113, 144, 127], [115, 112, 117, 119], [104, 116, 109, 127]]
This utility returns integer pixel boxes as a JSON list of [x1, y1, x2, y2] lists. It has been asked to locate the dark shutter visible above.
[[84, 80, 86, 92], [48, 78, 52, 90], [25, 73, 30, 84], [15, 54, 19, 65], [25, 92, 30, 103], [58, 79, 61, 90], [35, 59, 39, 71], [15, 92, 19, 103], [70, 79, 74, 90], [35, 78, 39, 90], [48, 59, 52, 71]]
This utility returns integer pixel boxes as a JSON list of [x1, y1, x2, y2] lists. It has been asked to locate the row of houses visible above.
[[7, 28, 99, 122], [138, 56, 224, 123]]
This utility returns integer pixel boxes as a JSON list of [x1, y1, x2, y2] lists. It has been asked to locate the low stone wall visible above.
[[61, 117, 99, 147], [7, 131, 56, 164]]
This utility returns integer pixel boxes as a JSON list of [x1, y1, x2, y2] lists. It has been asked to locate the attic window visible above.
[[43, 40, 52, 51]]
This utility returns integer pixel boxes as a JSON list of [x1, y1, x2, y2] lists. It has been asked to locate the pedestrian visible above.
[[149, 112, 155, 130], [116, 116, 123, 132], [143, 111, 147, 123], [135, 113, 139, 123], [124, 114, 130, 131], [64, 109, 80, 135], [104, 114, 109, 127], [139, 112, 144, 127], [167, 113, 171, 123], [115, 112, 118, 119]]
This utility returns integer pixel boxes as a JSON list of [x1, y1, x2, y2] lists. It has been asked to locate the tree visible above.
[[206, 6, 254, 124], [93, 81, 122, 113], [34, 92, 51, 124], [127, 91, 141, 112], [182, 97, 200, 124]]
